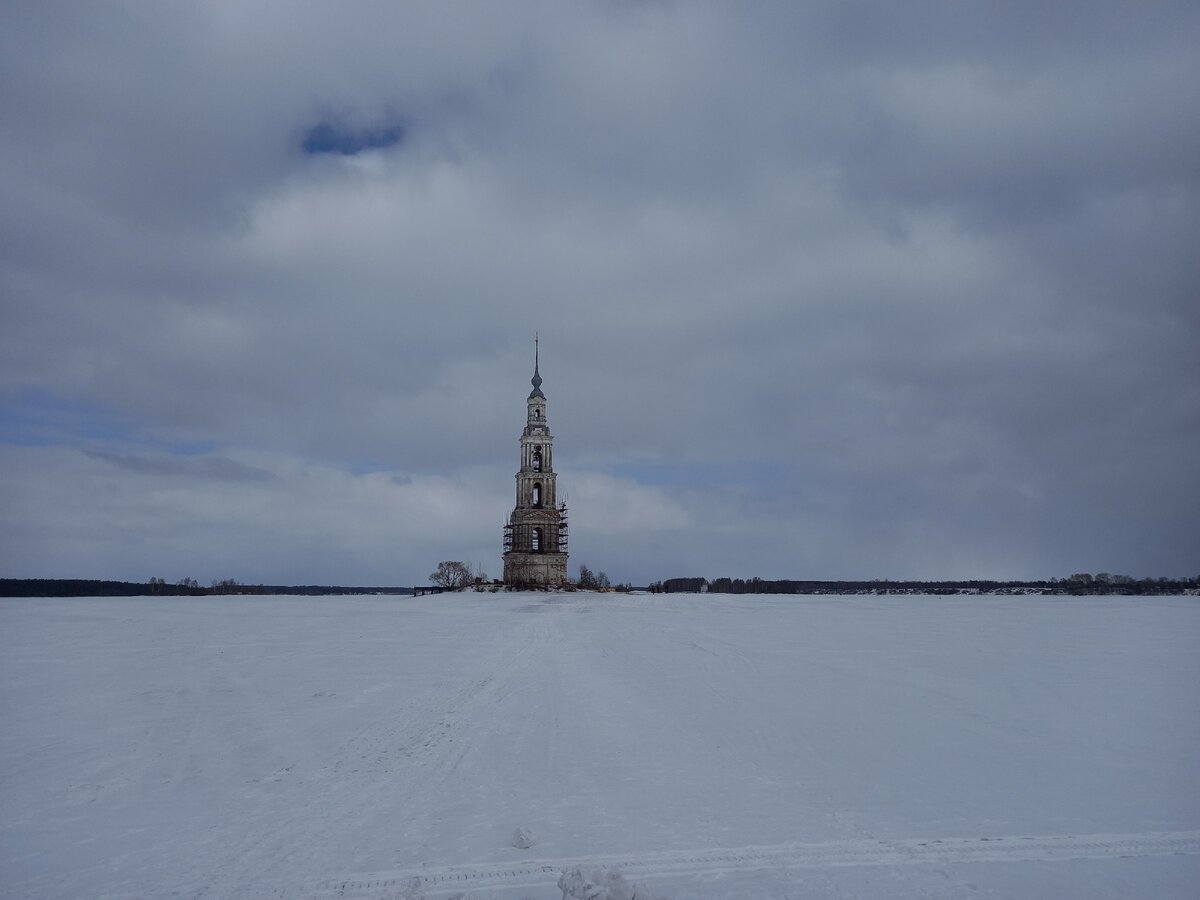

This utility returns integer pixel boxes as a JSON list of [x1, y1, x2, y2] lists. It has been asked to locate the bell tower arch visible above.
[[503, 335, 569, 587]]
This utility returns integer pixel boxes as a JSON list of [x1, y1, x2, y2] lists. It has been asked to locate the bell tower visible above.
[[503, 335, 569, 586]]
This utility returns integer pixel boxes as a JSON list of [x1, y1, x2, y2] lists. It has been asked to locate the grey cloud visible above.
[[86, 451, 278, 483]]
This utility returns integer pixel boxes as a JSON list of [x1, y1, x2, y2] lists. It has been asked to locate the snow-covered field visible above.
[[2, 592, 1197, 899]]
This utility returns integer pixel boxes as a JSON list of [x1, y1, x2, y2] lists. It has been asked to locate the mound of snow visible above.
[[512, 826, 537, 849], [558, 867, 659, 900]]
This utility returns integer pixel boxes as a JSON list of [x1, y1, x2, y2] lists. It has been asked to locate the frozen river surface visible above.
[[2, 592, 1198, 898]]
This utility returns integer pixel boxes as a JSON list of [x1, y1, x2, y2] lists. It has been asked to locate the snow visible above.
[[558, 866, 658, 900], [1, 592, 1197, 899], [512, 827, 538, 850]]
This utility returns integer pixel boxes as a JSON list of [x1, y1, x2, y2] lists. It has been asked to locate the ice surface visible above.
[[1, 592, 1197, 898]]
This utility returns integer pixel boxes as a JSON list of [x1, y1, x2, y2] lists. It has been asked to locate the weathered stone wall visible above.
[[503, 552, 568, 586]]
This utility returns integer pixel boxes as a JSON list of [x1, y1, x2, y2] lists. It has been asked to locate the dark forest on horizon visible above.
[[0, 579, 409, 598], [3, 572, 1198, 598], [653, 573, 1200, 596]]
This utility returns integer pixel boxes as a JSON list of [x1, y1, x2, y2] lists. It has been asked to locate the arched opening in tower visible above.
[[532, 449, 542, 471], [532, 528, 543, 552], [532, 483, 542, 508]]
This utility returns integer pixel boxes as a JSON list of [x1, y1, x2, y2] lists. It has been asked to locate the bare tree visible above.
[[577, 565, 611, 590], [577, 564, 595, 589], [429, 561, 472, 590]]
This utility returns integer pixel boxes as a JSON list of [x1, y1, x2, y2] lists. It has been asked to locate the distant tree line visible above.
[[0, 579, 414, 598], [9, 571, 1195, 599], [648, 574, 1200, 595]]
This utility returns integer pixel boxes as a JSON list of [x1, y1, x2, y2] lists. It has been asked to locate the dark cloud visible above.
[[1, 3, 1197, 584]]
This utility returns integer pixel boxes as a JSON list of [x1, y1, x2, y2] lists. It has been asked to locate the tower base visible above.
[[503, 552, 568, 587]]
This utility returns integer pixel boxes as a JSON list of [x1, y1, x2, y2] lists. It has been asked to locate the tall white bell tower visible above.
[[502, 336, 568, 586]]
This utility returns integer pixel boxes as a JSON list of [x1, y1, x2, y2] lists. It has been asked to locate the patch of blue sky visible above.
[[348, 460, 397, 477], [302, 118, 406, 156], [0, 387, 212, 456]]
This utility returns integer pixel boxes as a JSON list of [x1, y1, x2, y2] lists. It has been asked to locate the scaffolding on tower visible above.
[[557, 503, 568, 552], [501, 503, 567, 555]]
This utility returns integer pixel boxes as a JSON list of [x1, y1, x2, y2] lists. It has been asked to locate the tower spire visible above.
[[529, 332, 544, 398]]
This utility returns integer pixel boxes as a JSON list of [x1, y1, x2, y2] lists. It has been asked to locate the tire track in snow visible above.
[[193, 622, 544, 899], [307, 830, 1200, 897]]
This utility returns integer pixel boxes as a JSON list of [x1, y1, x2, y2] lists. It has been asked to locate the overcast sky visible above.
[[2, 2, 1197, 586]]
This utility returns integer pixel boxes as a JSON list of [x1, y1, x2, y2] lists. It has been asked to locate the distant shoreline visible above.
[[2, 576, 1196, 598], [652, 575, 1199, 596], [0, 579, 413, 598]]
